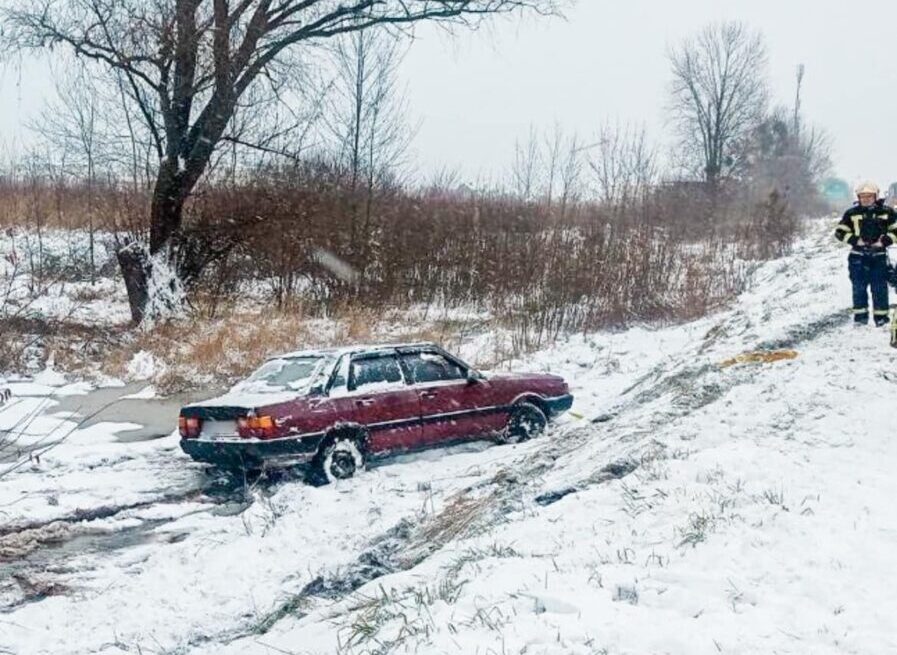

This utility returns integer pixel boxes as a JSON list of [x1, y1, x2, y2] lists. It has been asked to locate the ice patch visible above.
[[120, 385, 157, 400]]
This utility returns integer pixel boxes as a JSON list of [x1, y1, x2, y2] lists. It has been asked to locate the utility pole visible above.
[[794, 64, 805, 136]]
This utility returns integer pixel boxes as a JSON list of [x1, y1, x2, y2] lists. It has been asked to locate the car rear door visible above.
[[400, 350, 504, 444], [328, 352, 422, 454]]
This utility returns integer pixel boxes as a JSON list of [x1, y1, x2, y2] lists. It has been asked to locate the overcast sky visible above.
[[397, 0, 897, 190], [1, 0, 895, 191]]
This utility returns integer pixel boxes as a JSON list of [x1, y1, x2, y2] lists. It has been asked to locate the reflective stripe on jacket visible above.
[[835, 200, 897, 250]]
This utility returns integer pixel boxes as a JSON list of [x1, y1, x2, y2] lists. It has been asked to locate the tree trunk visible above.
[[119, 159, 187, 324], [150, 159, 186, 255], [117, 245, 150, 325]]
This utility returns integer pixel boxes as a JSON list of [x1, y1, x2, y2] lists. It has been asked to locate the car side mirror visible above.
[[466, 369, 482, 384], [308, 383, 325, 397]]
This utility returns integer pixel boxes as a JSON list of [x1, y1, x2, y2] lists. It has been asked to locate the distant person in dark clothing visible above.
[[834, 182, 897, 326]]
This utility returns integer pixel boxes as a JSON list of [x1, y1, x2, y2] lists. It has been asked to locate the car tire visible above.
[[313, 434, 366, 483], [497, 402, 548, 445]]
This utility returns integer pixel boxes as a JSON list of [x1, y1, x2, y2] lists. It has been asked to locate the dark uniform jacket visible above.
[[835, 200, 897, 251]]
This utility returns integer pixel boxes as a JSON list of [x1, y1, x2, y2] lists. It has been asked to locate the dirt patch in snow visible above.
[[0, 520, 83, 561]]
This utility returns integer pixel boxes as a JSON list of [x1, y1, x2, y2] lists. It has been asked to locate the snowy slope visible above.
[[3, 223, 896, 654]]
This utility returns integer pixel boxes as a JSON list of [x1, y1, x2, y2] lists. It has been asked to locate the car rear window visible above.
[[401, 352, 465, 384], [238, 356, 324, 393]]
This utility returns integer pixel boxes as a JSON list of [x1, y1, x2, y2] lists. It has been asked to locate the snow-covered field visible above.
[[2, 223, 896, 654], [0, 229, 130, 326]]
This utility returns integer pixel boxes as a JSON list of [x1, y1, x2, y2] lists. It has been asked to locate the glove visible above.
[[882, 235, 894, 247]]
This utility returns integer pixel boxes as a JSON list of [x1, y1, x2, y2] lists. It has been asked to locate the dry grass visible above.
[[414, 493, 492, 548], [0, 176, 143, 231], [720, 349, 799, 368], [101, 309, 335, 393], [0, 522, 78, 561], [89, 303, 494, 394], [1, 286, 520, 393], [70, 285, 109, 303]]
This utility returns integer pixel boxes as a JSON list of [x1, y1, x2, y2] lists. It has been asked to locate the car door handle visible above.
[[420, 391, 438, 399], [356, 398, 375, 406]]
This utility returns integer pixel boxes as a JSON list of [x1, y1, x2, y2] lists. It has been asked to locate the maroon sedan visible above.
[[179, 342, 572, 481]]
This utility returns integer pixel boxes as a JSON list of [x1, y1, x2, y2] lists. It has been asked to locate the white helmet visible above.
[[855, 181, 880, 197]]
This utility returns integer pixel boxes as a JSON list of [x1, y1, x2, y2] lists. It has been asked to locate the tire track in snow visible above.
[[194, 426, 641, 651], [235, 240, 837, 646]]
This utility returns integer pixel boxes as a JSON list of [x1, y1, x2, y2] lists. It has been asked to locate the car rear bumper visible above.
[[179, 435, 323, 470], [544, 393, 574, 417]]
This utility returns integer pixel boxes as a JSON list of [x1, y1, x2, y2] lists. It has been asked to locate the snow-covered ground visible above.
[[0, 229, 131, 326], [2, 223, 896, 654]]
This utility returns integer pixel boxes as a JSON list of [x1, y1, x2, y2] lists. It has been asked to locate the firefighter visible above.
[[834, 182, 897, 326]]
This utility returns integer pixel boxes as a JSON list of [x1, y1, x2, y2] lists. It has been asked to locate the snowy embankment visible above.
[[2, 223, 896, 654]]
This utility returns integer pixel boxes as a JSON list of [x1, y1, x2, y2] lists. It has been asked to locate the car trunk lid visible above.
[[180, 405, 251, 421]]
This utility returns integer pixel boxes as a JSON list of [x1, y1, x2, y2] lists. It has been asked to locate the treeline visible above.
[[0, 154, 793, 346], [0, 14, 830, 346]]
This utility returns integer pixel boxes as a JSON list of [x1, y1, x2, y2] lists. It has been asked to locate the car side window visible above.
[[349, 355, 404, 392], [401, 352, 465, 384]]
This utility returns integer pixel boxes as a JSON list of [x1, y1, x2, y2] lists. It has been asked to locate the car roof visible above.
[[271, 342, 439, 361]]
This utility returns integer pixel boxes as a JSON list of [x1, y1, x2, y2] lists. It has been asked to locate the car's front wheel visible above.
[[497, 402, 548, 445], [314, 435, 366, 483]]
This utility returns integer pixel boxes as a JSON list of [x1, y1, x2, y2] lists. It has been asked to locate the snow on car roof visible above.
[[271, 342, 439, 361]]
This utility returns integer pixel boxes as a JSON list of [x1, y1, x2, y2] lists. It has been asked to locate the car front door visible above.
[[328, 352, 422, 455], [400, 351, 504, 445]]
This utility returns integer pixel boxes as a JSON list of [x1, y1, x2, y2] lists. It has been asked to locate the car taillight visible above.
[[178, 415, 202, 438], [237, 415, 276, 438]]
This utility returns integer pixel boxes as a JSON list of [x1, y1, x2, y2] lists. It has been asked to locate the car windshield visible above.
[[235, 356, 326, 394]]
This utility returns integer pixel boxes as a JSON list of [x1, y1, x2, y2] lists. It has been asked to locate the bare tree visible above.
[[739, 63, 830, 209], [511, 126, 541, 202], [543, 123, 563, 210], [2, 0, 559, 324], [509, 124, 583, 211], [426, 164, 463, 195], [31, 67, 104, 282], [557, 132, 583, 218], [588, 122, 658, 211], [747, 105, 831, 205], [668, 21, 768, 188], [325, 27, 415, 254]]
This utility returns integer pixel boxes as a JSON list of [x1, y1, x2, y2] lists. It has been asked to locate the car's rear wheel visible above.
[[314, 435, 366, 484], [498, 402, 548, 445]]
